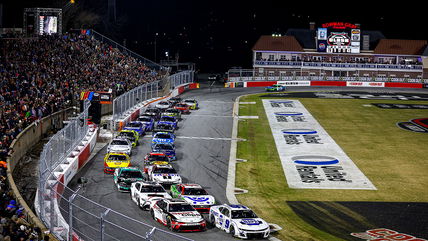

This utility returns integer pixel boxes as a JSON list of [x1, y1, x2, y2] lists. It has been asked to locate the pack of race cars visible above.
[[104, 97, 270, 238]]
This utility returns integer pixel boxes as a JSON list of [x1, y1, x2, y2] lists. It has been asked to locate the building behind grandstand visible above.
[[229, 22, 428, 82]]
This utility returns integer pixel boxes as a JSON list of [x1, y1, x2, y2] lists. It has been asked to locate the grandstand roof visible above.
[[374, 39, 428, 55], [285, 29, 317, 49], [252, 35, 304, 52]]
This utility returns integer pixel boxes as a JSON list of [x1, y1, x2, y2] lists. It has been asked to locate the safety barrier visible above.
[[7, 107, 77, 239]]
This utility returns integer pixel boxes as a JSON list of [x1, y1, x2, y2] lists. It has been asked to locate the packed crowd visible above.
[[0, 33, 164, 163], [0, 163, 47, 240]]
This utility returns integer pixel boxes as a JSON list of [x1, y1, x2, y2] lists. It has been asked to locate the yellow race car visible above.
[[117, 129, 139, 147], [104, 152, 131, 174]]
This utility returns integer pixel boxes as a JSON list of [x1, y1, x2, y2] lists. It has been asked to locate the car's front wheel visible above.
[[229, 225, 235, 237]]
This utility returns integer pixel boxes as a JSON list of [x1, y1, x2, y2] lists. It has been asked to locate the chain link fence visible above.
[[37, 71, 196, 240], [112, 71, 195, 125]]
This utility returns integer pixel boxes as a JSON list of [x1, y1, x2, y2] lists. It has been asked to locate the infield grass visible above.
[[235, 93, 428, 241]]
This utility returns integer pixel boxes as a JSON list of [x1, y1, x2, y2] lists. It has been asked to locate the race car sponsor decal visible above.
[[184, 196, 210, 202], [171, 212, 200, 217], [263, 99, 376, 189], [240, 219, 262, 225], [350, 228, 427, 241]]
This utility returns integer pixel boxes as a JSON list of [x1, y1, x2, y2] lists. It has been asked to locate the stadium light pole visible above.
[[154, 32, 158, 63]]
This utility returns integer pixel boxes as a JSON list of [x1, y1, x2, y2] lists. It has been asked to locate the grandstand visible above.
[[228, 22, 428, 82], [0, 31, 165, 240]]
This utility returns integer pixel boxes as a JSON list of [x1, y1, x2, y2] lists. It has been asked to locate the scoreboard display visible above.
[[317, 22, 360, 53]]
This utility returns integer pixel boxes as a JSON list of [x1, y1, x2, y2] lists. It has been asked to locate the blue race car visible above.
[[124, 121, 146, 136], [157, 115, 178, 129], [265, 84, 286, 92], [137, 115, 155, 131], [151, 143, 176, 161], [152, 132, 175, 147]]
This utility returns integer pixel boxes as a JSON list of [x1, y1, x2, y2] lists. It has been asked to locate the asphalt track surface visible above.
[[64, 85, 428, 241]]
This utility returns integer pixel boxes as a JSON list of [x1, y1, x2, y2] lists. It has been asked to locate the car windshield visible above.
[[231, 210, 258, 219], [153, 167, 177, 174], [111, 140, 129, 146], [169, 204, 194, 212], [126, 123, 141, 128], [160, 117, 175, 122], [138, 117, 151, 122], [183, 188, 208, 195], [185, 100, 195, 103], [168, 109, 179, 113], [120, 170, 143, 178], [158, 102, 169, 105], [155, 144, 174, 150], [147, 155, 169, 162], [118, 133, 135, 141], [155, 133, 172, 139], [176, 104, 186, 107], [157, 124, 173, 130], [108, 155, 128, 161], [146, 108, 158, 113], [141, 186, 165, 193]]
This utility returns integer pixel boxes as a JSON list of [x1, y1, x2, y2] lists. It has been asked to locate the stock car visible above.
[[157, 116, 178, 129], [155, 101, 171, 110], [113, 167, 145, 192], [170, 184, 216, 213], [153, 123, 175, 133], [131, 181, 172, 210], [174, 103, 190, 114], [117, 130, 139, 147], [167, 97, 182, 106], [136, 115, 155, 131], [146, 164, 182, 185], [150, 198, 207, 232], [151, 132, 176, 147], [144, 108, 162, 120], [209, 204, 270, 239], [144, 152, 170, 164], [265, 84, 286, 92], [103, 153, 131, 174], [183, 99, 198, 110], [124, 121, 145, 136], [152, 143, 176, 161], [107, 138, 132, 156], [162, 108, 182, 120], [143, 160, 170, 174]]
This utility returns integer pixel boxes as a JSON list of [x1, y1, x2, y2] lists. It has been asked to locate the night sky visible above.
[[1, 0, 426, 73]]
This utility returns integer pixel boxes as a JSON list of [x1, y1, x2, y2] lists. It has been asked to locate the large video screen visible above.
[[39, 16, 58, 35], [317, 22, 360, 54]]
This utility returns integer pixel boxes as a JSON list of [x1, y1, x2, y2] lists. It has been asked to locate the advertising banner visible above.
[[277, 81, 311, 86], [346, 82, 385, 87], [263, 99, 376, 189]]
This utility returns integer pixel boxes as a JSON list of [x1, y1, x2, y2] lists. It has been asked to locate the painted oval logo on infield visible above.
[[274, 112, 303, 116], [292, 155, 339, 165], [282, 129, 318, 135]]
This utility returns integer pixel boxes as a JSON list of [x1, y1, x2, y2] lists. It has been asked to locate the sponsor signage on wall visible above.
[[346, 82, 385, 87], [277, 81, 311, 86], [263, 99, 376, 189]]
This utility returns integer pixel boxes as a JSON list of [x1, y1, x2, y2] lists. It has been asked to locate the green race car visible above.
[[117, 129, 139, 147], [265, 84, 286, 92], [113, 167, 145, 192]]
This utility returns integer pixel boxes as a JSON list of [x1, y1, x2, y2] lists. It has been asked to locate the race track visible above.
[[64, 85, 428, 241]]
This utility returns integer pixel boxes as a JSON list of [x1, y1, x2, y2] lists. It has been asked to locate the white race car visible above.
[[130, 181, 171, 210], [155, 101, 171, 110], [107, 138, 132, 156], [150, 198, 206, 232], [170, 184, 216, 213], [146, 164, 182, 185], [209, 204, 270, 239]]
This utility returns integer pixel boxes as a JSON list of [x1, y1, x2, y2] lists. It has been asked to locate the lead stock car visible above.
[[130, 181, 171, 210], [209, 204, 270, 239], [150, 198, 206, 232]]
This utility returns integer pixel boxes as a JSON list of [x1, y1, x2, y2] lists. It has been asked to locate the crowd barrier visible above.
[[7, 107, 77, 239]]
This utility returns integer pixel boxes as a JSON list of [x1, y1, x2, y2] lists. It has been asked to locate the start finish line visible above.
[[263, 99, 376, 190]]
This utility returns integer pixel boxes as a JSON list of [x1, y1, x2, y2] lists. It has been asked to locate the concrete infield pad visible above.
[[263, 99, 376, 190]]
